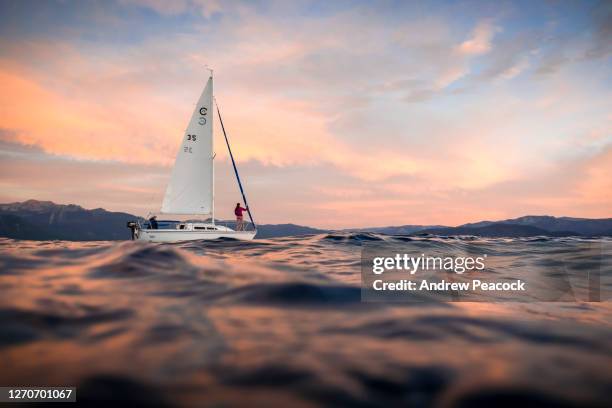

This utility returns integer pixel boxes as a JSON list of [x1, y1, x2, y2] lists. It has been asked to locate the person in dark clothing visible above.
[[234, 203, 248, 231], [149, 215, 159, 230]]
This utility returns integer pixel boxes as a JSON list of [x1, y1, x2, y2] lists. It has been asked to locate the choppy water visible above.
[[0, 234, 611, 407]]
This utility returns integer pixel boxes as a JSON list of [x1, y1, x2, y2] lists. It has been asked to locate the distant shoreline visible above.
[[1, 200, 611, 240]]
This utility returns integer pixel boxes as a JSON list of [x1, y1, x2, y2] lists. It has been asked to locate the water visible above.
[[0, 234, 611, 407]]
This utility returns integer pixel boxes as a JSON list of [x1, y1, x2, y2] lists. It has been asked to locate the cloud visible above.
[[583, 0, 612, 60], [119, 0, 223, 18], [456, 20, 497, 56], [0, 139, 169, 215], [498, 57, 530, 80], [534, 51, 569, 76]]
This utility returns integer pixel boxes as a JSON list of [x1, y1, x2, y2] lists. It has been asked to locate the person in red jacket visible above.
[[234, 203, 248, 231]]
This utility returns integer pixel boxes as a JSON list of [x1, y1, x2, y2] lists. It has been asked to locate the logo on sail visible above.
[[198, 107, 208, 125]]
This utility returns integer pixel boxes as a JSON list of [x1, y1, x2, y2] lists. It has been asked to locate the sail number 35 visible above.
[[185, 135, 196, 152]]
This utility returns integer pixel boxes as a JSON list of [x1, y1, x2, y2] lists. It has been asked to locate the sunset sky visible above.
[[0, 0, 610, 228]]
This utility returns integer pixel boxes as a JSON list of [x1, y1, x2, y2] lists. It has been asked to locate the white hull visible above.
[[136, 229, 256, 243]]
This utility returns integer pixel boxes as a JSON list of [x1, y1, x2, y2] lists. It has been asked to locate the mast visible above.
[[214, 98, 256, 229], [209, 69, 215, 225]]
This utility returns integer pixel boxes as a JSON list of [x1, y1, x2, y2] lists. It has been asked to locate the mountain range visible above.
[[0, 200, 140, 240], [0, 200, 610, 241], [0, 200, 327, 240]]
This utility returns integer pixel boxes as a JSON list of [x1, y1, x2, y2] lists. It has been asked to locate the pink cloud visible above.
[[457, 20, 497, 56]]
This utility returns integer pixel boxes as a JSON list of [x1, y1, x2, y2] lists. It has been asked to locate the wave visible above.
[[0, 233, 610, 406]]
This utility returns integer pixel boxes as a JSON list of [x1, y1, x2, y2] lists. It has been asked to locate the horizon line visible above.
[[2, 198, 611, 230]]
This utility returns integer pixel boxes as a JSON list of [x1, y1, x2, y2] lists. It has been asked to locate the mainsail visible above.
[[161, 76, 214, 214]]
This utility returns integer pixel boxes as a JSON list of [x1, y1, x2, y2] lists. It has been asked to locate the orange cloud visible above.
[[577, 146, 612, 206], [0, 46, 205, 167]]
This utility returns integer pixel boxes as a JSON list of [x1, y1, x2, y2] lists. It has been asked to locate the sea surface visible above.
[[0, 234, 611, 407]]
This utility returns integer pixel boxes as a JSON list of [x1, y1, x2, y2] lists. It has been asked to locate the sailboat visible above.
[[127, 72, 257, 242]]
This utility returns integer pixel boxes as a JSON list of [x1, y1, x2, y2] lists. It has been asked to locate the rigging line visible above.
[[214, 97, 256, 229]]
